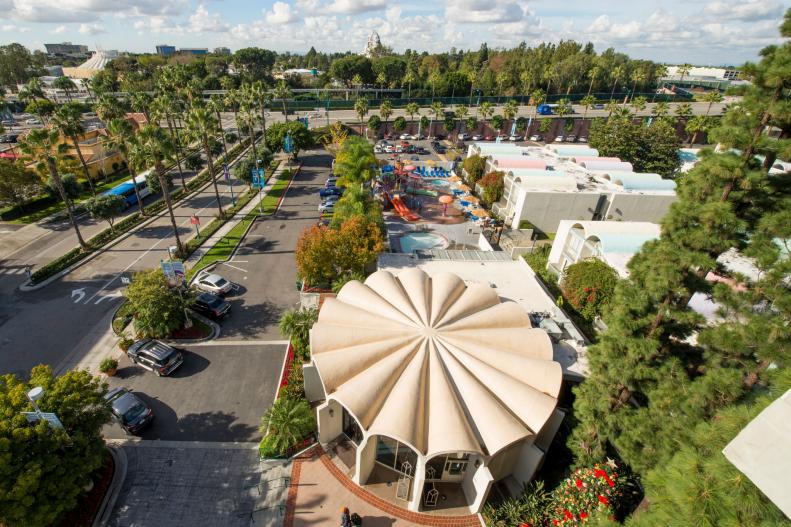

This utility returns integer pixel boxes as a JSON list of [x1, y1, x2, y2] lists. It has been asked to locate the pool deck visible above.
[[386, 216, 483, 253]]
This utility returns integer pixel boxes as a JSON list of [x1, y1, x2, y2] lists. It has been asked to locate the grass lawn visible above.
[[187, 168, 294, 279], [5, 171, 131, 224]]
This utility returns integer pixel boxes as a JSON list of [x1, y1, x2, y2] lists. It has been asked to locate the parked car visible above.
[[578, 136, 588, 143], [410, 155, 420, 161], [126, 339, 184, 377], [25, 118, 41, 125], [458, 133, 469, 141], [433, 146, 446, 154], [508, 134, 519, 141], [0, 134, 19, 143], [322, 195, 341, 205], [0, 119, 14, 127], [325, 177, 339, 187], [593, 103, 605, 110], [104, 388, 154, 434], [529, 134, 544, 141], [319, 186, 344, 198], [195, 272, 234, 296], [471, 134, 483, 141], [554, 135, 565, 142], [565, 134, 577, 143], [411, 134, 424, 140], [496, 135, 508, 142], [483, 135, 493, 141], [192, 292, 231, 320], [416, 148, 429, 155], [374, 145, 384, 153], [399, 133, 411, 140], [318, 201, 335, 213], [384, 145, 395, 153]]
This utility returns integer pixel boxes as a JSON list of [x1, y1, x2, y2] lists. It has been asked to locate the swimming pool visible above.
[[430, 179, 450, 187], [678, 150, 698, 162], [399, 232, 449, 253]]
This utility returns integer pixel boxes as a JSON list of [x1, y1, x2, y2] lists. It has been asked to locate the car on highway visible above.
[[105, 387, 154, 434], [191, 292, 231, 320], [126, 339, 184, 377], [593, 103, 605, 110], [25, 118, 41, 125], [195, 272, 234, 296], [318, 201, 335, 213], [529, 134, 544, 141]]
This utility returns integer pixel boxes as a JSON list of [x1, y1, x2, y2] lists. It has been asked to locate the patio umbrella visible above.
[[471, 208, 489, 218], [458, 184, 471, 192], [448, 175, 461, 182], [465, 195, 480, 204], [403, 165, 416, 172], [439, 194, 454, 216]]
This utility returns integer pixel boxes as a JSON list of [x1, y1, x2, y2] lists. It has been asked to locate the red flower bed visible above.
[[549, 463, 623, 525], [278, 343, 295, 395]]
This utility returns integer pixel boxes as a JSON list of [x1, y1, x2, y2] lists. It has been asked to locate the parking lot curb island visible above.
[[94, 444, 127, 527]]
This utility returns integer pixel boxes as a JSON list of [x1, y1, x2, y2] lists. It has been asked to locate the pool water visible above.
[[430, 179, 450, 187], [399, 232, 449, 253], [678, 150, 698, 162]]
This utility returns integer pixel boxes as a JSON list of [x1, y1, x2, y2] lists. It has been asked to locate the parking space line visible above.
[[189, 340, 290, 347], [220, 262, 247, 272]]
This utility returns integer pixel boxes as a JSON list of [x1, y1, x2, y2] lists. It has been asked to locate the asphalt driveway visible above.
[[103, 344, 286, 442]]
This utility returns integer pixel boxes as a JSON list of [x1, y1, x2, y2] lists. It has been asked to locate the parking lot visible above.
[[103, 343, 286, 442]]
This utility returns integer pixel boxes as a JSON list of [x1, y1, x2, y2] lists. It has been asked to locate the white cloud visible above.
[[51, 24, 67, 34], [189, 4, 230, 32], [9, 0, 188, 23], [326, 0, 386, 14], [703, 1, 784, 22], [446, 0, 523, 24], [265, 2, 299, 24], [78, 22, 105, 35]]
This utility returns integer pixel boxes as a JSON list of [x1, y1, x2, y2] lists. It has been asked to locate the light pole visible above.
[[167, 246, 192, 329], [24, 386, 67, 435]]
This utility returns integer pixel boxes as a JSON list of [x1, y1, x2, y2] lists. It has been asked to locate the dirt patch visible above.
[[55, 450, 115, 527]]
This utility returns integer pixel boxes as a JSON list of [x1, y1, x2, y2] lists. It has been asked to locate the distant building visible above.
[[44, 42, 89, 59], [213, 47, 231, 55], [274, 68, 323, 80], [156, 45, 176, 56], [362, 31, 383, 58], [665, 65, 742, 81], [62, 50, 115, 79], [178, 48, 209, 55]]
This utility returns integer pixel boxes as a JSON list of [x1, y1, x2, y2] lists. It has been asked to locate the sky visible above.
[[0, 0, 787, 65]]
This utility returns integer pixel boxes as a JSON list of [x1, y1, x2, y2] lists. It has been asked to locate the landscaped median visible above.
[[28, 137, 258, 286]]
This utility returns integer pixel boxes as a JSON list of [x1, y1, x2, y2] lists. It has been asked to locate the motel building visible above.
[[302, 268, 566, 515]]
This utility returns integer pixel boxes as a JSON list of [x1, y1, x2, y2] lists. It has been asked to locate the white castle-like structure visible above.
[[363, 31, 382, 58]]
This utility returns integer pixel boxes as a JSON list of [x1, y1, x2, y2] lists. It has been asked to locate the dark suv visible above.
[[192, 292, 231, 320], [126, 339, 184, 376], [104, 387, 154, 434]]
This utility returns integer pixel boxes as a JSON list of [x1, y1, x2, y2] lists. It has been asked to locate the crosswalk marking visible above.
[[0, 267, 26, 275]]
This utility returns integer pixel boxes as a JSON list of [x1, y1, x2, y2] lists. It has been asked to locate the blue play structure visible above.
[[413, 166, 451, 178]]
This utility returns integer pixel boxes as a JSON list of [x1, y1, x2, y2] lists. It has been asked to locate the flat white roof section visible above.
[[723, 389, 791, 518]]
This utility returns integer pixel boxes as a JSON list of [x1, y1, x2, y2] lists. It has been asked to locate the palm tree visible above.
[[428, 71, 440, 101], [186, 104, 224, 217], [580, 94, 596, 120], [354, 97, 369, 137], [379, 100, 393, 134], [224, 89, 241, 138], [273, 81, 292, 122], [605, 99, 619, 120], [375, 72, 386, 97], [529, 90, 545, 122], [334, 139, 377, 189], [455, 104, 469, 133], [53, 76, 77, 102], [259, 396, 315, 455], [278, 307, 318, 350], [685, 115, 709, 146], [250, 81, 271, 138], [240, 101, 259, 161], [130, 92, 152, 122], [351, 74, 363, 97], [479, 101, 494, 133], [542, 65, 554, 95], [503, 99, 519, 123], [208, 95, 228, 158], [630, 96, 647, 115], [652, 64, 668, 102], [702, 91, 724, 118], [404, 102, 419, 131], [51, 102, 96, 194], [675, 102, 693, 119], [652, 101, 670, 119], [586, 66, 601, 96], [95, 94, 124, 122], [19, 128, 88, 249], [610, 66, 625, 101], [403, 70, 416, 98], [133, 124, 184, 255], [430, 101, 443, 139], [677, 63, 692, 85], [630, 69, 646, 101], [103, 118, 145, 215]]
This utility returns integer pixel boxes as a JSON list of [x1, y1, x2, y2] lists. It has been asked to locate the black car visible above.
[[0, 134, 19, 143], [126, 339, 184, 376], [319, 186, 344, 198], [104, 387, 154, 434], [192, 292, 231, 319]]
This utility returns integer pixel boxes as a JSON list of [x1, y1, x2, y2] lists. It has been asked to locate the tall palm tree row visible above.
[[354, 98, 369, 137], [430, 101, 443, 139], [273, 81, 292, 122], [208, 95, 229, 158], [151, 94, 186, 189], [186, 104, 224, 217], [51, 102, 96, 195], [379, 100, 393, 134], [19, 128, 88, 249], [133, 124, 184, 255]]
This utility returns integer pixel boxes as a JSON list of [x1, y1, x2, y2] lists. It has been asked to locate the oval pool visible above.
[[399, 232, 449, 253]]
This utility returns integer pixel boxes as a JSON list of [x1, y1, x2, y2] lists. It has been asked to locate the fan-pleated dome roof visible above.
[[310, 269, 562, 459]]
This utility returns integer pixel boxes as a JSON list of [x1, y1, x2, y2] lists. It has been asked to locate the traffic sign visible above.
[[284, 133, 294, 153], [161, 261, 175, 279], [251, 168, 266, 188], [190, 215, 200, 225], [223, 163, 230, 182], [22, 412, 64, 430]]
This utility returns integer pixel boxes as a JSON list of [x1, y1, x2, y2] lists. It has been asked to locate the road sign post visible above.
[[190, 215, 200, 237], [223, 163, 236, 206]]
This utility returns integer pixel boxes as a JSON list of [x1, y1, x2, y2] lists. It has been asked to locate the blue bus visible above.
[[104, 175, 151, 208], [537, 104, 558, 115]]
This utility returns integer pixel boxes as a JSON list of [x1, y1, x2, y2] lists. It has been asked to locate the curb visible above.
[[94, 444, 127, 527], [163, 310, 221, 345], [20, 142, 256, 293]]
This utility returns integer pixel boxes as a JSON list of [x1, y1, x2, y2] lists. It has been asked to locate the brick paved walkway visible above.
[[284, 446, 482, 527]]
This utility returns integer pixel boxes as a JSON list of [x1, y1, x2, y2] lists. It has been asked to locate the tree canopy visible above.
[[126, 268, 190, 338], [588, 115, 682, 176], [0, 365, 111, 527]]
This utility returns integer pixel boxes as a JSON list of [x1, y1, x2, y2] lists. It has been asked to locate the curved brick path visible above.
[[284, 445, 482, 527]]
